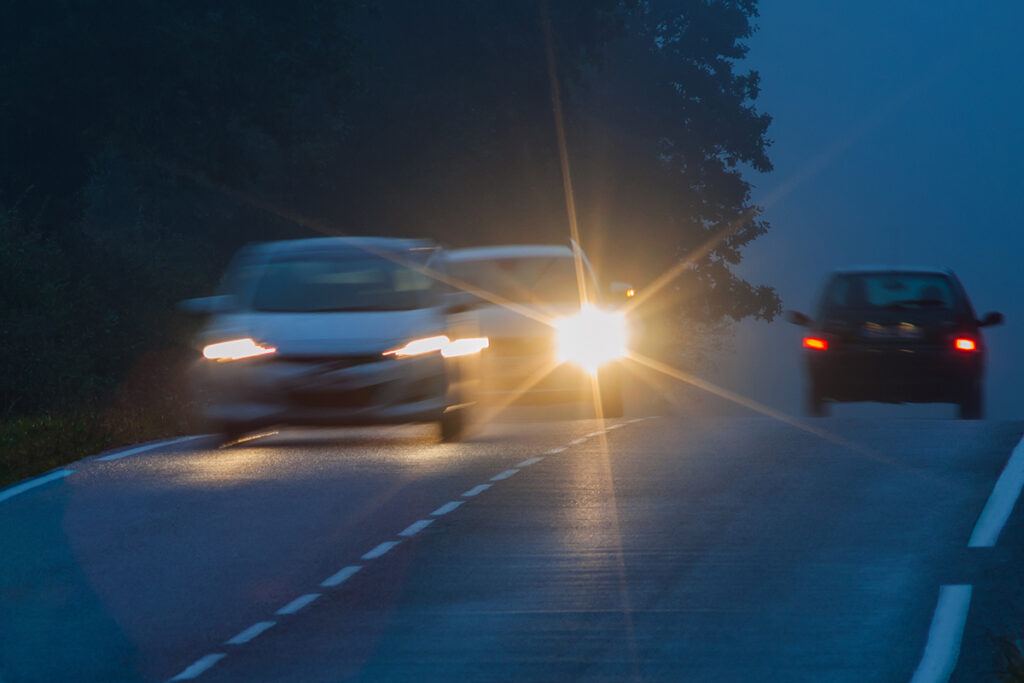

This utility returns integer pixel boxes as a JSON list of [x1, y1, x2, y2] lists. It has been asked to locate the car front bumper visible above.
[[191, 353, 449, 427]]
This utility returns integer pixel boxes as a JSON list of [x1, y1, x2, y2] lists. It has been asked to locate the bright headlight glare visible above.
[[203, 338, 276, 362], [441, 337, 489, 358], [383, 335, 450, 357], [554, 306, 627, 374], [385, 335, 491, 358]]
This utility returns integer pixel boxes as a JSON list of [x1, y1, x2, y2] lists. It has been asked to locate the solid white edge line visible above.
[[910, 584, 973, 683], [275, 593, 321, 616], [225, 621, 276, 646], [320, 565, 362, 588], [490, 469, 519, 481], [399, 519, 434, 537], [361, 541, 400, 560], [0, 469, 75, 504], [968, 436, 1024, 547], [568, 438, 586, 446], [516, 456, 543, 467], [431, 501, 463, 516], [545, 447, 567, 455], [97, 435, 206, 461], [462, 484, 491, 497], [170, 653, 227, 680]]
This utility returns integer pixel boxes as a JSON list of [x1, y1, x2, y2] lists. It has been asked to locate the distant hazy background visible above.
[[700, 0, 1024, 419]]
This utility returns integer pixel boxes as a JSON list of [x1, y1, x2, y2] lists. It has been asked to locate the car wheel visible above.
[[958, 384, 983, 420], [215, 422, 249, 446], [807, 385, 828, 418], [440, 408, 467, 442]]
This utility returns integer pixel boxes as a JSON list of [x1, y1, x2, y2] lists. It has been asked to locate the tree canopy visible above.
[[0, 0, 778, 417]]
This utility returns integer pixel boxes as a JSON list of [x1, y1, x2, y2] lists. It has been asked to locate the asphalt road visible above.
[[2, 414, 1023, 682]]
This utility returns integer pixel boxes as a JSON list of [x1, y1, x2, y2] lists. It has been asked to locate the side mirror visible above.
[[784, 310, 812, 327], [177, 295, 235, 315], [979, 312, 1004, 327]]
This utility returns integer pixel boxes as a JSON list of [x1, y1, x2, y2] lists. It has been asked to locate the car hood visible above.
[[198, 308, 446, 356]]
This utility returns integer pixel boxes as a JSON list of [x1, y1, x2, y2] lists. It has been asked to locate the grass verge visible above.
[[0, 348, 200, 489]]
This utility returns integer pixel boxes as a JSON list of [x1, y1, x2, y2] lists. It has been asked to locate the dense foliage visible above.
[[0, 0, 777, 427]]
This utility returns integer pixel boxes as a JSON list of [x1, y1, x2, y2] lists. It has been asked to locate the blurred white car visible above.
[[441, 243, 628, 417], [181, 237, 483, 442]]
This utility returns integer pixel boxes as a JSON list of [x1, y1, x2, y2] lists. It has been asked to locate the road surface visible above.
[[2, 415, 1023, 681]]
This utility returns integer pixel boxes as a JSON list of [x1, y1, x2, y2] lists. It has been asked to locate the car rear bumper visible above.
[[807, 347, 982, 403]]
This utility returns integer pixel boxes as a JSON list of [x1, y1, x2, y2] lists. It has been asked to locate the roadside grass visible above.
[[0, 412, 110, 488], [0, 348, 201, 489]]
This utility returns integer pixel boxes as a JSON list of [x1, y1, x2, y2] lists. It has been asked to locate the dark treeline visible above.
[[1, 0, 778, 420]]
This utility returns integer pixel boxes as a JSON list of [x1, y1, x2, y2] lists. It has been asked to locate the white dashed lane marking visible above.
[[362, 541, 400, 560], [225, 621, 276, 646], [166, 419, 648, 678], [911, 585, 972, 683], [275, 593, 321, 616], [431, 501, 463, 516], [462, 484, 492, 497], [969, 435, 1024, 548], [170, 653, 226, 681], [399, 519, 434, 537], [320, 565, 362, 588]]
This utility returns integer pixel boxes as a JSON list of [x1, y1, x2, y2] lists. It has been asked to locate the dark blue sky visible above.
[[710, 1, 1024, 417]]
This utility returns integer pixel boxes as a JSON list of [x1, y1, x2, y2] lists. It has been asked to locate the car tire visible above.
[[958, 384, 983, 420], [807, 385, 828, 418], [440, 408, 467, 442], [215, 421, 249, 446]]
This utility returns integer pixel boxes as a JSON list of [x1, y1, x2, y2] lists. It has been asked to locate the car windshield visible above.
[[824, 273, 956, 311], [447, 256, 590, 305], [249, 252, 435, 312]]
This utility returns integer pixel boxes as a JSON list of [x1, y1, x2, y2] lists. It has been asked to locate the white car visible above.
[[441, 243, 628, 417], [181, 237, 484, 442]]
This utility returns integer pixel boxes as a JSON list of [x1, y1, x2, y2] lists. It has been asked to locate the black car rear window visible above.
[[823, 273, 956, 311]]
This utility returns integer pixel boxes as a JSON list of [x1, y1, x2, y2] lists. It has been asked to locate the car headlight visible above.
[[202, 338, 277, 362], [383, 335, 450, 357], [441, 337, 489, 358], [554, 306, 627, 375], [383, 335, 490, 358]]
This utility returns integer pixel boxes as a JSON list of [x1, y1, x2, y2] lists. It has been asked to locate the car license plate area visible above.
[[860, 322, 923, 341], [287, 385, 378, 409]]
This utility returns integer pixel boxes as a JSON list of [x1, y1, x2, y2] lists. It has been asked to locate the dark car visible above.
[[786, 267, 1003, 418]]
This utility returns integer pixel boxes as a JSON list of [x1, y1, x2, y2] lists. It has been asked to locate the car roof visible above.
[[250, 236, 436, 257], [830, 265, 954, 276], [443, 244, 574, 262]]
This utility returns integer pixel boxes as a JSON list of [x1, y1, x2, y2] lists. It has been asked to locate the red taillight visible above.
[[954, 337, 977, 352], [803, 337, 828, 351]]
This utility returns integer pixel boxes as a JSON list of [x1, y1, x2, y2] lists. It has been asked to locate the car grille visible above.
[[273, 355, 385, 369], [288, 385, 378, 409]]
